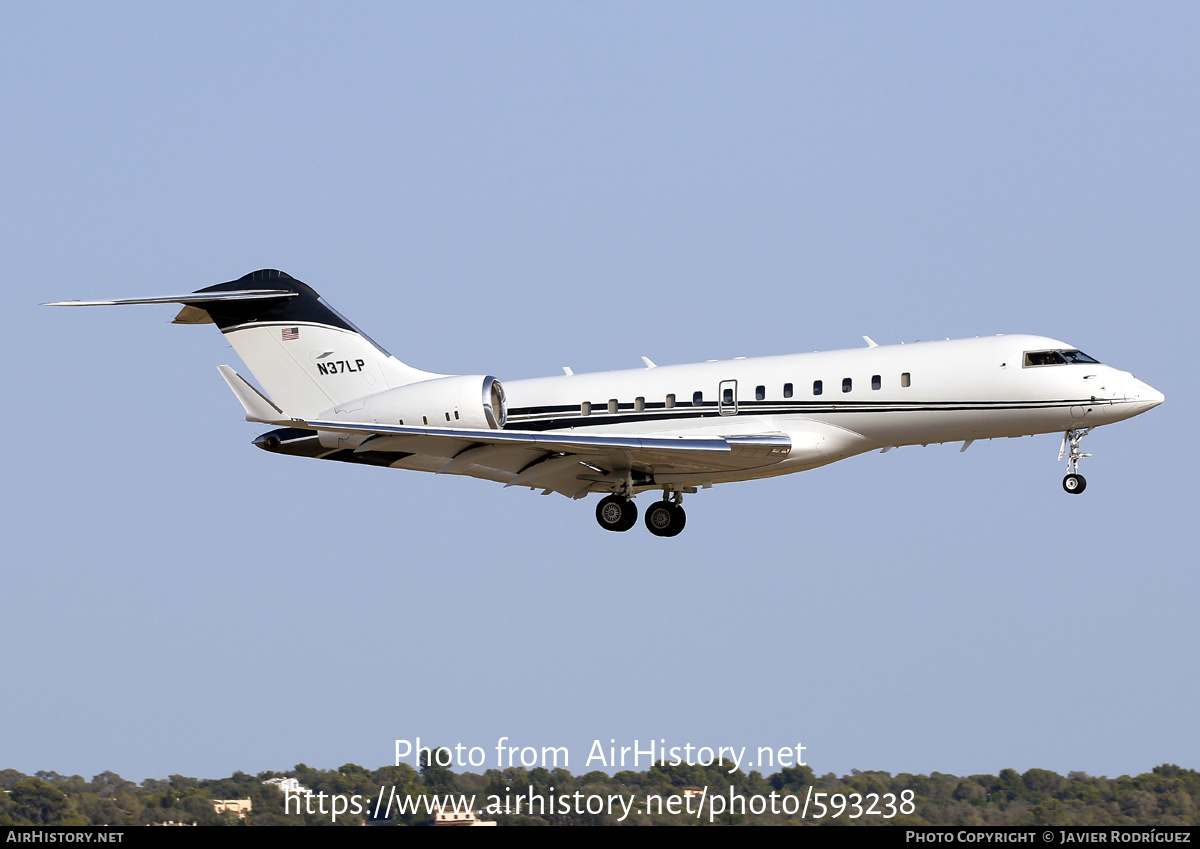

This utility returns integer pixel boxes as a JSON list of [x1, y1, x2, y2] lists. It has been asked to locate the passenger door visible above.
[[719, 379, 738, 416]]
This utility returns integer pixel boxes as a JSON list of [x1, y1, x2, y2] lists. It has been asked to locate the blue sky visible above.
[[2, 2, 1196, 784]]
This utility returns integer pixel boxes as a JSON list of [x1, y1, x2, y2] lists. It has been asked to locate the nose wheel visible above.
[[1058, 428, 1091, 495], [1062, 473, 1086, 494]]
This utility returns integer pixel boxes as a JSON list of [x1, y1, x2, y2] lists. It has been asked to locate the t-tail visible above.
[[46, 269, 442, 419]]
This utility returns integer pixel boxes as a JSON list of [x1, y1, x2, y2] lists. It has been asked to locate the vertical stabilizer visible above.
[[46, 269, 443, 419], [190, 270, 442, 417]]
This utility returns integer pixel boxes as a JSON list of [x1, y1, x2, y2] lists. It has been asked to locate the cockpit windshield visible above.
[[1023, 349, 1101, 367]]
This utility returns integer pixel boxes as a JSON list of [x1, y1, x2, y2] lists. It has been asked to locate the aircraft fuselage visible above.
[[48, 270, 1164, 536], [500, 334, 1161, 485]]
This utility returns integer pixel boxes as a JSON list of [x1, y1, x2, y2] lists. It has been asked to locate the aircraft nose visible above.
[[1137, 381, 1164, 406], [1128, 380, 1164, 414]]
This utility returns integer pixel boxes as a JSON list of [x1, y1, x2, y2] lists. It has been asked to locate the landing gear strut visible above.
[[1059, 428, 1091, 495]]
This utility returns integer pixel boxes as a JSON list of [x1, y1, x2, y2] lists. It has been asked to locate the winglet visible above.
[[863, 336, 878, 348], [641, 356, 657, 368], [217, 365, 290, 425]]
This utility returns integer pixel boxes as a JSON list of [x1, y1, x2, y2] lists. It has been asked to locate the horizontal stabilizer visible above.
[[43, 289, 297, 307], [217, 365, 290, 425]]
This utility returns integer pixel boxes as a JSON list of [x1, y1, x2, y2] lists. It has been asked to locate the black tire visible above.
[[1063, 473, 1087, 494], [596, 495, 637, 531], [644, 501, 686, 537]]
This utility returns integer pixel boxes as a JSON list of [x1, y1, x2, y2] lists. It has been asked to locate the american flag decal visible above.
[[282, 327, 299, 341]]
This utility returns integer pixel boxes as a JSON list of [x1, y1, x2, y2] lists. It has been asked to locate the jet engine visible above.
[[317, 375, 507, 431]]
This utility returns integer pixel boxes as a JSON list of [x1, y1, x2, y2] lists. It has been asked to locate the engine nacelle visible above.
[[317, 375, 507, 437]]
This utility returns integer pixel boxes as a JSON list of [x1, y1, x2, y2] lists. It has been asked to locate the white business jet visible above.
[[48, 270, 1163, 537]]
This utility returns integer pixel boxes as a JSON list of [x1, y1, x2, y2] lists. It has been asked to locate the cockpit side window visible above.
[[1024, 350, 1064, 366], [1023, 349, 1101, 367]]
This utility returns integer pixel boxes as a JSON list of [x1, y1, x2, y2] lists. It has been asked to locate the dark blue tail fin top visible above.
[[196, 269, 355, 333]]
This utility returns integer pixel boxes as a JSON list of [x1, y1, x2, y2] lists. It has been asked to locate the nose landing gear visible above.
[[1058, 428, 1091, 495], [1063, 473, 1086, 494]]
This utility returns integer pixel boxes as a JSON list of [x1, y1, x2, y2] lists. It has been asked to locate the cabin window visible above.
[[422, 416, 428, 425], [581, 401, 591, 416], [445, 412, 451, 421], [454, 411, 460, 420], [755, 385, 765, 401], [608, 399, 618, 414], [723, 386, 734, 405], [901, 372, 911, 388], [665, 394, 675, 409], [872, 374, 881, 390], [813, 380, 823, 396], [783, 383, 793, 398], [635, 396, 645, 412], [693, 391, 704, 407], [842, 377, 852, 393]]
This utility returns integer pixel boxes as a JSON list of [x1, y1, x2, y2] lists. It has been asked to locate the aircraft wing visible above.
[[305, 418, 793, 498]]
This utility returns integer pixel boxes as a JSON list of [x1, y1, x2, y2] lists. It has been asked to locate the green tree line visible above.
[[1, 761, 1196, 826]]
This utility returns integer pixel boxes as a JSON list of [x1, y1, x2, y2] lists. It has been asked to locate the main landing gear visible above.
[[1059, 428, 1091, 495], [643, 494, 686, 538], [595, 494, 638, 532], [595, 490, 688, 536]]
